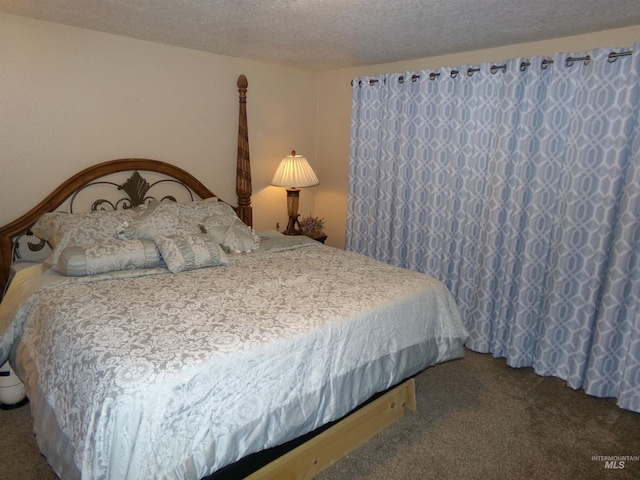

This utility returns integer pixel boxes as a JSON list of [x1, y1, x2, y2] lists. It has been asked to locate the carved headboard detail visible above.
[[11, 164, 217, 261], [68, 170, 199, 213], [0, 74, 253, 298]]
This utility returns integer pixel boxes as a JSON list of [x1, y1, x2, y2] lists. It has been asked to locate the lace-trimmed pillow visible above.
[[119, 201, 200, 240], [31, 210, 137, 267], [153, 233, 228, 273], [199, 215, 260, 253], [58, 239, 161, 276]]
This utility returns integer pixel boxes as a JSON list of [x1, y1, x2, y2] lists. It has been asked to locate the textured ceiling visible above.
[[2, 0, 640, 71]]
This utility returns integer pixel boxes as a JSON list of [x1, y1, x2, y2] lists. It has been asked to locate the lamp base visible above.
[[283, 188, 303, 235], [283, 217, 304, 235]]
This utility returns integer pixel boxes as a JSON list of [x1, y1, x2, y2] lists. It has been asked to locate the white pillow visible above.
[[153, 233, 228, 273], [199, 215, 260, 253]]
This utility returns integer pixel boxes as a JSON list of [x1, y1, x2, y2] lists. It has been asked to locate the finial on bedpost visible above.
[[236, 75, 253, 227], [237, 74, 248, 101]]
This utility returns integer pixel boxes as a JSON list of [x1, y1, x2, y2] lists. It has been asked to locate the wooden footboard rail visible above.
[[246, 379, 417, 480]]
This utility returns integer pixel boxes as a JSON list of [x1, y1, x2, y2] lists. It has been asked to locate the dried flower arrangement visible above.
[[298, 215, 325, 236]]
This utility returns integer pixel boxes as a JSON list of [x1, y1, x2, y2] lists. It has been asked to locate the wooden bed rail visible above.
[[246, 379, 417, 479]]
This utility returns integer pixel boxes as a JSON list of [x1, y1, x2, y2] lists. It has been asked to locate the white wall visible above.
[[315, 26, 640, 248], [0, 14, 318, 234]]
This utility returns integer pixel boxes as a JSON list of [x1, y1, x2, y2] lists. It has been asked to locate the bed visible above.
[[0, 75, 468, 480]]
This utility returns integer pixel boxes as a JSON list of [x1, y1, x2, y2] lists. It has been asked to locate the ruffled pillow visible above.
[[199, 215, 260, 253], [58, 239, 161, 276], [153, 233, 228, 273]]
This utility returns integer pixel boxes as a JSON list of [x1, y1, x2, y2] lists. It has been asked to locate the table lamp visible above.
[[271, 150, 319, 235]]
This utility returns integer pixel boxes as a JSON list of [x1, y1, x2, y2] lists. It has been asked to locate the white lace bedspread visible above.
[[0, 235, 468, 479]]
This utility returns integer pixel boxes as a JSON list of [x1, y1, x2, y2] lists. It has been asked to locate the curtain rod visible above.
[[355, 50, 633, 86]]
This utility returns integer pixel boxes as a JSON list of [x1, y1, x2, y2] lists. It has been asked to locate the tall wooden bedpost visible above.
[[236, 75, 253, 227]]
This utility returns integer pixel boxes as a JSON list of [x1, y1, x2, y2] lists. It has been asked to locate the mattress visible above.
[[0, 232, 468, 479]]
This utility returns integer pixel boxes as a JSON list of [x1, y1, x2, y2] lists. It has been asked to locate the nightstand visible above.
[[283, 232, 327, 244], [307, 233, 327, 244]]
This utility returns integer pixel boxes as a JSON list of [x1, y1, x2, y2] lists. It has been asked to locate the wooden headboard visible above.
[[0, 75, 252, 298]]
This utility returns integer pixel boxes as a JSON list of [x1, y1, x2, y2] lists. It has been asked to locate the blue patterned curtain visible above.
[[347, 45, 640, 412]]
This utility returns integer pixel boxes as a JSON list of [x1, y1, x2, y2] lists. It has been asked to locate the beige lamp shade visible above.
[[271, 151, 319, 188]]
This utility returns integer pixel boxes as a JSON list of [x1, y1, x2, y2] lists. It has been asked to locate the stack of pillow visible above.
[[31, 199, 259, 276]]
